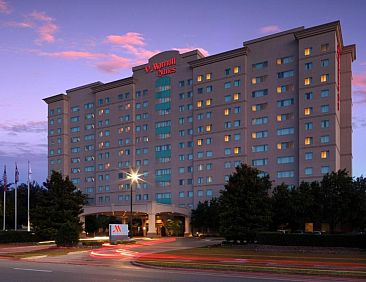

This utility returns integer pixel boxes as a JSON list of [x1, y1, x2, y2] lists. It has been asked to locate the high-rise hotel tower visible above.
[[44, 21, 355, 236]]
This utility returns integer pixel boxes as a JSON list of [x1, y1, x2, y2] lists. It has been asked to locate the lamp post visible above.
[[126, 168, 143, 238]]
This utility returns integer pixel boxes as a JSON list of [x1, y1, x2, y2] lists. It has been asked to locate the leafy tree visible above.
[[271, 183, 293, 230], [219, 164, 272, 242], [165, 218, 183, 236], [31, 171, 86, 246], [351, 176, 366, 231], [191, 198, 220, 235]]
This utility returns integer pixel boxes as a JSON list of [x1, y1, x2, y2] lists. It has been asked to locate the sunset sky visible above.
[[0, 0, 365, 184]]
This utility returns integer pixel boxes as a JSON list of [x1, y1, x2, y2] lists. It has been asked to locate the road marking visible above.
[[13, 268, 52, 273]]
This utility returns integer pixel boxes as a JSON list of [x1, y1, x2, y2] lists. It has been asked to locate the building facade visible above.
[[44, 21, 355, 236]]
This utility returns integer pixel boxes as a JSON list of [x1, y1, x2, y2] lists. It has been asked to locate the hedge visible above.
[[0, 231, 40, 243], [256, 232, 366, 249]]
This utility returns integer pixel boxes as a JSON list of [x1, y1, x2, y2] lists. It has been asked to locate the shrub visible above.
[[0, 231, 40, 243], [55, 222, 80, 247]]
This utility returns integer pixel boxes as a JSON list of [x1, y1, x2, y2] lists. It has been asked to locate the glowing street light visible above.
[[126, 168, 144, 238]]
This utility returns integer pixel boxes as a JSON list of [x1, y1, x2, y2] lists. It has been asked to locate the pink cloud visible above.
[[6, 21, 34, 28], [352, 73, 366, 104], [173, 47, 209, 57], [36, 22, 58, 43], [260, 25, 282, 34], [30, 11, 53, 22], [106, 33, 145, 46], [38, 50, 107, 59], [96, 54, 131, 73], [0, 0, 10, 14]]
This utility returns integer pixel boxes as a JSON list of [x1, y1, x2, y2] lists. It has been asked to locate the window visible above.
[[321, 89, 330, 97], [277, 127, 294, 136], [252, 130, 268, 139], [234, 80, 241, 86], [277, 142, 293, 150], [304, 47, 312, 56], [321, 166, 330, 174], [304, 77, 312, 85], [206, 73, 211, 80], [277, 170, 294, 178], [320, 135, 329, 144], [224, 108, 230, 116], [305, 152, 313, 160], [321, 105, 329, 113], [277, 70, 295, 78], [321, 44, 329, 52], [234, 147, 240, 154], [251, 76, 265, 85], [225, 68, 231, 75], [233, 66, 240, 73], [321, 74, 329, 83], [321, 59, 329, 67], [305, 122, 313, 130], [224, 135, 231, 142], [304, 92, 313, 100], [277, 156, 295, 164], [252, 89, 268, 98], [206, 85, 213, 93], [252, 144, 268, 152], [197, 100, 202, 108], [206, 124, 212, 132], [277, 98, 294, 107], [304, 107, 313, 116], [233, 93, 240, 100], [321, 150, 329, 159], [205, 99, 212, 106], [224, 82, 231, 89], [234, 106, 241, 113], [305, 137, 313, 145], [304, 167, 313, 175], [277, 113, 292, 121], [277, 84, 293, 94], [234, 134, 240, 141], [224, 148, 231, 155], [305, 62, 313, 70], [252, 116, 268, 125], [252, 61, 268, 70], [224, 95, 231, 102], [197, 75, 203, 82], [277, 56, 294, 65], [252, 158, 268, 166], [321, 120, 330, 128]]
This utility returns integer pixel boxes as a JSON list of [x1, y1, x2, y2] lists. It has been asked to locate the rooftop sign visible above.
[[144, 57, 176, 77]]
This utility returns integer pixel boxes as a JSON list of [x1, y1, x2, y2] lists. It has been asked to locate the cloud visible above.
[[352, 73, 366, 104], [106, 33, 145, 46], [260, 25, 282, 34], [6, 21, 33, 28], [0, 121, 47, 134], [96, 54, 132, 73], [105, 32, 159, 63], [27, 11, 58, 44], [173, 47, 209, 57], [38, 50, 107, 59], [0, 0, 10, 14]]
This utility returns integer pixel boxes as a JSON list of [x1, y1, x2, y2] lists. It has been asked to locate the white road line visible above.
[[13, 268, 52, 273]]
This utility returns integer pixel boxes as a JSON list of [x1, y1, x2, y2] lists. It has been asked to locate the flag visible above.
[[3, 165, 7, 192], [15, 163, 19, 184], [28, 161, 32, 182]]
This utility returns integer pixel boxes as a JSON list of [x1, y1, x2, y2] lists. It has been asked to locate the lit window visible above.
[[304, 77, 312, 85], [206, 99, 212, 106], [206, 124, 212, 132], [252, 77, 257, 85], [276, 86, 282, 94], [321, 150, 329, 159], [305, 137, 313, 145], [206, 73, 211, 80], [233, 66, 240, 74], [304, 107, 312, 116], [197, 139, 203, 146], [233, 93, 240, 100], [304, 47, 312, 56], [224, 135, 231, 142], [234, 147, 240, 155], [197, 75, 202, 82], [224, 108, 230, 116], [321, 74, 329, 83], [197, 100, 202, 108]]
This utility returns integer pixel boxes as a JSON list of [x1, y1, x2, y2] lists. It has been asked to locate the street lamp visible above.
[[126, 168, 143, 238]]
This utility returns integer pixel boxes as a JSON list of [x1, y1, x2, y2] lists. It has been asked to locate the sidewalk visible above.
[[0, 244, 55, 254]]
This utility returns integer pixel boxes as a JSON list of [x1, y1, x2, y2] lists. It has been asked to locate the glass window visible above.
[[321, 89, 330, 97], [321, 59, 329, 67], [321, 74, 329, 83], [304, 47, 312, 56], [305, 152, 313, 160], [304, 167, 313, 175]]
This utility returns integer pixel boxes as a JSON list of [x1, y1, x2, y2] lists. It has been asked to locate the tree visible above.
[[31, 171, 86, 246], [191, 198, 220, 235], [271, 183, 293, 230], [219, 164, 272, 242]]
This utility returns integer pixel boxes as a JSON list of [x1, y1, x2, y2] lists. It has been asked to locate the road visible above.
[[0, 238, 363, 282]]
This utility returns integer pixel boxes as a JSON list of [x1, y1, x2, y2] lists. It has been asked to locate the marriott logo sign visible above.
[[144, 57, 176, 76]]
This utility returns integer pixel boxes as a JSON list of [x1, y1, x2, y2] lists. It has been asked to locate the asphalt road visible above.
[[0, 259, 350, 282]]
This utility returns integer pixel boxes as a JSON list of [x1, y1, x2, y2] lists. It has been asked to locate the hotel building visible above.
[[44, 21, 355, 236]]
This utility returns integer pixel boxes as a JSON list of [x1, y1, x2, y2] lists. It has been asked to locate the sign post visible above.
[[109, 224, 129, 243]]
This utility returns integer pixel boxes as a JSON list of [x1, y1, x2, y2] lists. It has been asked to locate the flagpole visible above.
[[2, 165, 7, 231], [27, 161, 30, 232], [15, 163, 18, 231], [2, 188, 5, 231]]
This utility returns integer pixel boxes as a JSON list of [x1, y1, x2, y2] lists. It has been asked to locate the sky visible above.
[[0, 0, 365, 184]]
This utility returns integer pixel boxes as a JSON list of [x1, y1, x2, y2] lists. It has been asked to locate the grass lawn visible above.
[[0, 246, 93, 259], [136, 245, 366, 278]]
